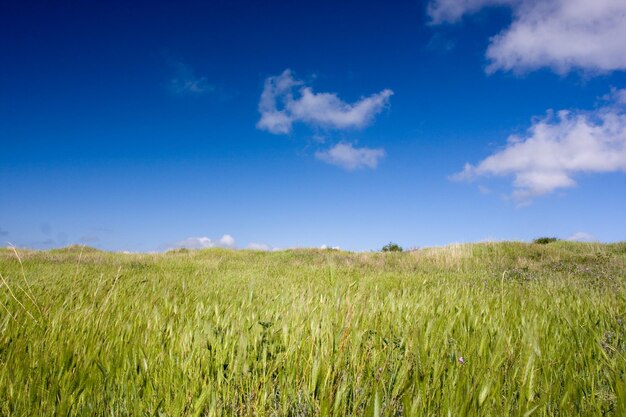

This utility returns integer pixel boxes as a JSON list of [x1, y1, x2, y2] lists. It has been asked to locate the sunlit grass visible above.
[[0, 242, 624, 416]]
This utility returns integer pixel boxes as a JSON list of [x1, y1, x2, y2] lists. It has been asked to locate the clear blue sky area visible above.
[[2, 0, 626, 251]]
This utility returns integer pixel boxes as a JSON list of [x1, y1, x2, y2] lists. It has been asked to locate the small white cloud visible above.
[[429, 0, 626, 74], [170, 62, 214, 95], [567, 232, 596, 242], [315, 142, 385, 171], [248, 242, 271, 251], [257, 69, 393, 134], [171, 236, 214, 249], [218, 234, 235, 248], [452, 90, 626, 204], [168, 234, 236, 250]]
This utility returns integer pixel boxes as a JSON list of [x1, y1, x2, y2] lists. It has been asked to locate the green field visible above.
[[0, 242, 624, 416]]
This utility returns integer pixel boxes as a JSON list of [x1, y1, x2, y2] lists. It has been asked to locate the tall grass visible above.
[[0, 242, 624, 416]]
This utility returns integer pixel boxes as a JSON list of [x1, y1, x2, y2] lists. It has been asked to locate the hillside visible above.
[[0, 242, 624, 416]]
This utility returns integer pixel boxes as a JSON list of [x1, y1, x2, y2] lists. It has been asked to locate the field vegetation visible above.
[[0, 242, 624, 416]]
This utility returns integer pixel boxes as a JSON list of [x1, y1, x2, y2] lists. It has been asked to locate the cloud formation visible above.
[[218, 234, 235, 247], [429, 0, 626, 74], [171, 237, 213, 249], [257, 69, 393, 134], [428, 0, 514, 24], [170, 62, 214, 94], [247, 242, 272, 251], [169, 234, 235, 250], [315, 142, 386, 170], [566, 232, 596, 242], [452, 90, 626, 204]]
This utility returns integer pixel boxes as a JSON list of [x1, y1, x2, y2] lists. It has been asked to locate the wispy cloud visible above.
[[171, 237, 213, 249], [257, 69, 393, 134], [428, 0, 514, 24], [247, 242, 272, 251], [429, 0, 626, 74], [478, 185, 491, 195], [426, 32, 456, 53], [170, 62, 214, 95], [452, 89, 626, 204], [567, 232, 596, 242], [168, 234, 235, 250], [315, 142, 385, 170]]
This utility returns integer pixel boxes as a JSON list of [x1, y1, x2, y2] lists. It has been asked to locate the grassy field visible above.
[[0, 242, 624, 416]]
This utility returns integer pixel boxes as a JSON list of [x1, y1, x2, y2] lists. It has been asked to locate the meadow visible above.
[[0, 242, 624, 416]]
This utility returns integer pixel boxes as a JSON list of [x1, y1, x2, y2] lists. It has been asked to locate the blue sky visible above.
[[2, 0, 626, 251]]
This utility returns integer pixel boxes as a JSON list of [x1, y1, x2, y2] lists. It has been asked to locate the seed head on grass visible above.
[[0, 242, 623, 416]]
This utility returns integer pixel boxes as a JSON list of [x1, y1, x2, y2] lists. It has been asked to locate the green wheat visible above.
[[0, 242, 624, 416]]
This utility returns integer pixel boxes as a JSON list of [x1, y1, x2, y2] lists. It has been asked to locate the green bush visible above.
[[533, 237, 559, 244], [382, 242, 403, 252]]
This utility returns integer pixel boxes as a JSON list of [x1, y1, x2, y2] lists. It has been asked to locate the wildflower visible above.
[[458, 356, 465, 364]]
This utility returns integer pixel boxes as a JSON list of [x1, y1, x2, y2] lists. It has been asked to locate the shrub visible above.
[[382, 242, 403, 252], [533, 237, 559, 244]]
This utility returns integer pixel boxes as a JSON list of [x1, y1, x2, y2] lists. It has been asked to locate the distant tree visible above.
[[382, 242, 403, 252], [533, 237, 559, 244]]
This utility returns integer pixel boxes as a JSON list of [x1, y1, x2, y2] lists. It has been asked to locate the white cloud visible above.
[[170, 62, 214, 94], [218, 234, 235, 248], [257, 69, 393, 134], [429, 0, 626, 74], [452, 90, 626, 204], [567, 232, 596, 242], [169, 234, 235, 250], [247, 242, 272, 251], [171, 236, 214, 249], [315, 142, 386, 170]]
